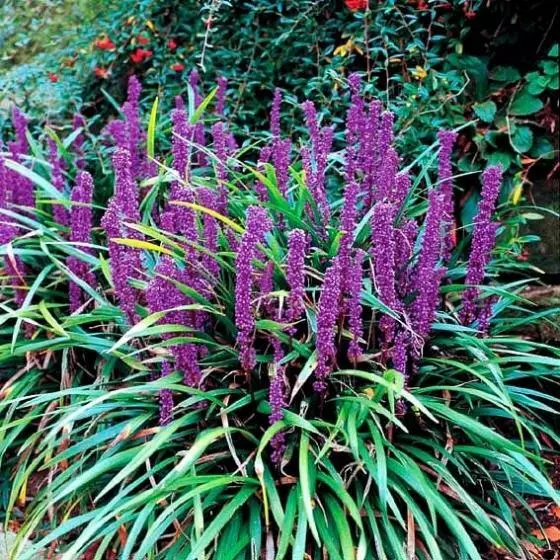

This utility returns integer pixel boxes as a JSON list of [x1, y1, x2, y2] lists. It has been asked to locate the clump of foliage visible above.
[[1, 73, 559, 559]]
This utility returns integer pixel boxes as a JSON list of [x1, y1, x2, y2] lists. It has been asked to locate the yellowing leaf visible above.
[[412, 66, 428, 80], [146, 20, 156, 32], [334, 38, 361, 57], [511, 184, 523, 205]]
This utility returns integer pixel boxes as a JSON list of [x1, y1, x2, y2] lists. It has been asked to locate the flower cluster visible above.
[[68, 171, 95, 312], [460, 166, 503, 330], [3, 74, 504, 464]]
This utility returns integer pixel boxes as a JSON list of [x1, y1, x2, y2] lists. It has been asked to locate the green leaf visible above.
[[549, 44, 559, 57], [147, 96, 159, 160], [509, 89, 544, 116], [489, 66, 521, 83], [510, 125, 534, 153], [529, 136, 556, 159], [486, 151, 513, 171], [473, 100, 497, 123]]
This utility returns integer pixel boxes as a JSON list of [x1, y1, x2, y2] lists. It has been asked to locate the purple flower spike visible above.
[[375, 147, 399, 202], [339, 177, 360, 280], [412, 190, 446, 339], [199, 188, 221, 280], [347, 249, 365, 361], [392, 329, 409, 378], [302, 100, 319, 147], [235, 206, 272, 371], [371, 201, 399, 345], [216, 76, 228, 116], [113, 148, 140, 228], [8, 108, 34, 210], [314, 256, 342, 394], [437, 130, 458, 260], [272, 138, 291, 199], [159, 361, 174, 426], [123, 75, 145, 177], [271, 88, 282, 139], [460, 166, 502, 329], [171, 106, 193, 192], [346, 73, 365, 147], [393, 171, 411, 210], [68, 171, 95, 312], [269, 365, 287, 464], [286, 229, 308, 324], [48, 138, 69, 228], [0, 157, 16, 244], [211, 122, 229, 213]]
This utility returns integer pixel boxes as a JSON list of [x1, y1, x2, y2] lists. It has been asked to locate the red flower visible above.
[[417, 0, 429, 9], [94, 36, 116, 50], [130, 48, 153, 63], [48, 72, 59, 83], [167, 39, 178, 50], [464, 9, 477, 19], [136, 35, 149, 45], [344, 0, 367, 10], [94, 67, 110, 79], [171, 63, 185, 72]]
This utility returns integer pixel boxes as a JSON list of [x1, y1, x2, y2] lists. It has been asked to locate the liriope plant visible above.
[[0, 74, 559, 560]]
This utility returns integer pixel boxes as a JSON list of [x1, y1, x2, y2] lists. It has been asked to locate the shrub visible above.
[[0, 75, 559, 559]]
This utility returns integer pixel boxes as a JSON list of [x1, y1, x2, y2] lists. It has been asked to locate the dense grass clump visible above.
[[0, 74, 559, 559]]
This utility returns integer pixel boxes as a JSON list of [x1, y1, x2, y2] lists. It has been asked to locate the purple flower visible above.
[[437, 130, 458, 260], [301, 121, 333, 227], [159, 361, 174, 426], [361, 100, 382, 208], [10, 107, 29, 154], [375, 147, 399, 202], [216, 76, 228, 116], [105, 120, 127, 148], [8, 108, 34, 210], [48, 138, 69, 227], [211, 122, 229, 213], [339, 175, 360, 291], [392, 329, 409, 378], [271, 88, 282, 139], [146, 255, 202, 387], [68, 171, 95, 312], [198, 188, 221, 280], [235, 206, 272, 371], [411, 190, 446, 339], [171, 107, 193, 193], [189, 70, 207, 166], [393, 171, 411, 210], [347, 249, 365, 361], [314, 256, 342, 394], [460, 166, 502, 328], [302, 100, 319, 147], [286, 229, 308, 324], [272, 139, 291, 199], [101, 149, 143, 323], [371, 201, 399, 345], [113, 148, 141, 229], [123, 75, 145, 176], [394, 218, 418, 299], [346, 73, 365, 147], [269, 365, 287, 464], [0, 157, 17, 245]]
